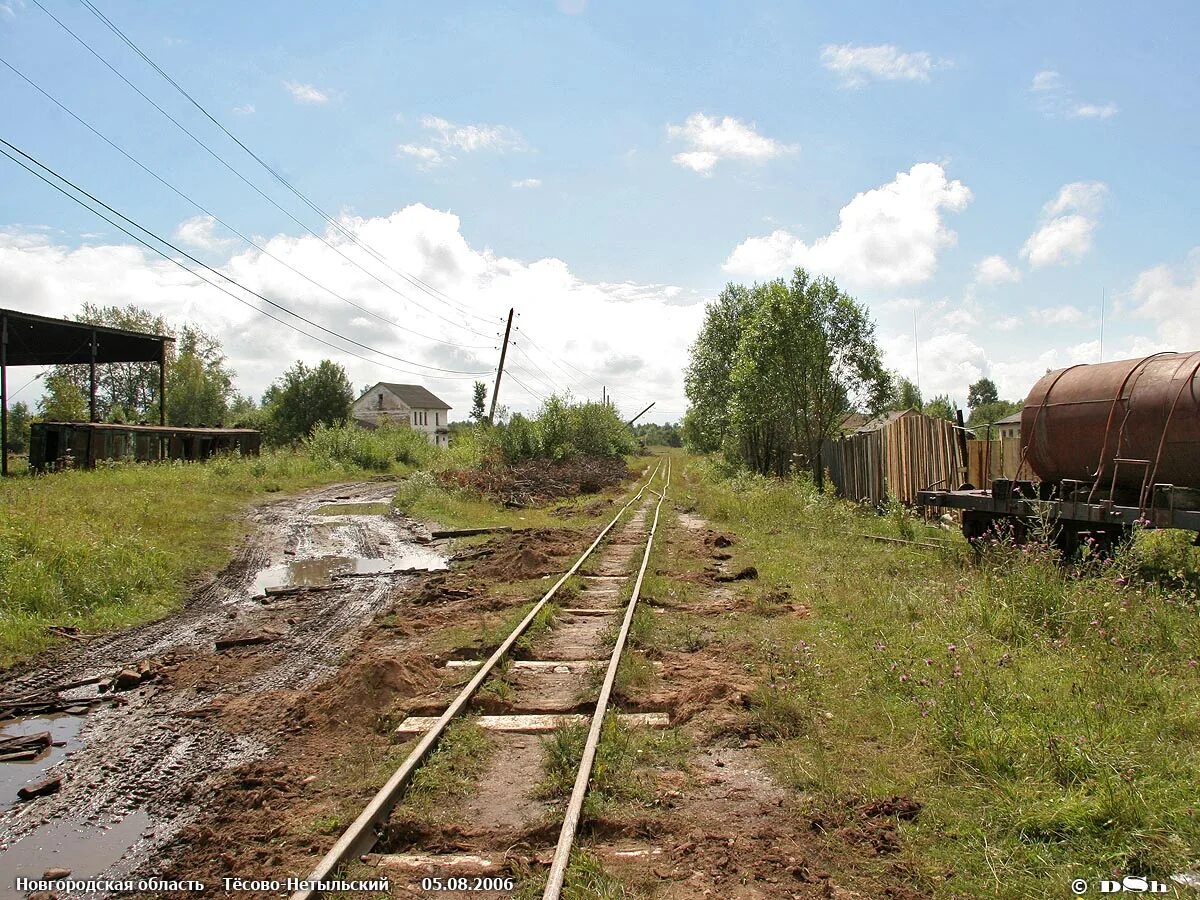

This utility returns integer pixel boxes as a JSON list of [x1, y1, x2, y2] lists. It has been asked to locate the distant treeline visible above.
[[633, 421, 682, 447]]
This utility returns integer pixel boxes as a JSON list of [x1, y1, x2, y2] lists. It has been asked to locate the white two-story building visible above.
[[352, 382, 451, 447]]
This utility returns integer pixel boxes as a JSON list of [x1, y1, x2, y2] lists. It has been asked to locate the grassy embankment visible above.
[[0, 413, 651, 669], [0, 450, 415, 667], [644, 452, 1200, 898]]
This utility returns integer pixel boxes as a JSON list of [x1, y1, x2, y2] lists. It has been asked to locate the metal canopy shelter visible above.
[[0, 307, 175, 476]]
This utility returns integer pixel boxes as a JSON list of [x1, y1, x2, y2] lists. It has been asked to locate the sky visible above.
[[2, 0, 1199, 423]]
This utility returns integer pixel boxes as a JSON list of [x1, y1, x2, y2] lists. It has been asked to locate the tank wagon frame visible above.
[[920, 351, 1200, 554]]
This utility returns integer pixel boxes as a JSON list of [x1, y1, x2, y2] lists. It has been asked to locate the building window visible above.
[[435, 411, 439, 426], [377, 393, 383, 409]]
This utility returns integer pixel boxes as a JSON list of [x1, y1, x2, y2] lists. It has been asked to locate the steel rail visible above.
[[290, 461, 663, 900], [542, 455, 672, 899]]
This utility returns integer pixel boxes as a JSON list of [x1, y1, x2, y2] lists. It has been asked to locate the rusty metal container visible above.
[[1021, 351, 1200, 491]]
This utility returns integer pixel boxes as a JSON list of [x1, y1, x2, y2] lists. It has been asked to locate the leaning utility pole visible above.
[[627, 402, 655, 426], [488, 308, 514, 424]]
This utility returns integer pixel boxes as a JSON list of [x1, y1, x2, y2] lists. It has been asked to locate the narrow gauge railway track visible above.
[[291, 458, 672, 900]]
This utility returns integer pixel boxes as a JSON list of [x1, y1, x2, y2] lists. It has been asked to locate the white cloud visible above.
[[820, 43, 941, 87], [173, 215, 237, 254], [1126, 248, 1200, 349], [511, 178, 542, 189], [1030, 69, 1117, 120], [397, 144, 447, 170], [1020, 181, 1106, 267], [398, 115, 526, 171], [1029, 304, 1084, 325], [665, 113, 793, 176], [723, 162, 971, 288], [1031, 69, 1062, 94], [880, 328, 987, 402], [995, 315, 1022, 331], [974, 254, 1022, 285], [283, 81, 331, 104], [421, 115, 523, 153], [0, 0, 24, 20], [0, 207, 700, 422], [1071, 102, 1118, 120], [232, 104, 255, 115]]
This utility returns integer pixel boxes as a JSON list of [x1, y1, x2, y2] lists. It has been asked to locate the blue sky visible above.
[[2, 0, 1198, 420]]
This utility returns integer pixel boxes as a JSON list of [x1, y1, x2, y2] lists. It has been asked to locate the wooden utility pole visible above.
[[627, 402, 654, 426], [1, 313, 7, 477], [488, 308, 514, 424]]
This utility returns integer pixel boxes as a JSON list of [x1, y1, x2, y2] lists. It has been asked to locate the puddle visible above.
[[0, 809, 151, 899], [253, 548, 447, 594], [0, 714, 86, 814]]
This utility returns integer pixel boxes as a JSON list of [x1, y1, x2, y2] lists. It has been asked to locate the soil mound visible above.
[[439, 456, 630, 506], [467, 529, 583, 581]]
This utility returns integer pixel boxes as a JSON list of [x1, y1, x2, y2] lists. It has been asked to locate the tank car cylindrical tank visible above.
[[1021, 351, 1200, 492]]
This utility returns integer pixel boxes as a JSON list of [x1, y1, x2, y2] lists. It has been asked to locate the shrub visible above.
[[484, 396, 637, 465], [304, 422, 436, 471]]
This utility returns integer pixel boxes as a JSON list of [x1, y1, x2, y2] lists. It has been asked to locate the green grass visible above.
[[538, 715, 690, 818], [513, 851, 645, 900], [394, 720, 493, 817], [670, 453, 1200, 898], [0, 450, 383, 666]]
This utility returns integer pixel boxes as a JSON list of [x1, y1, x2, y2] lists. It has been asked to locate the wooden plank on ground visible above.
[[395, 711, 669, 736]]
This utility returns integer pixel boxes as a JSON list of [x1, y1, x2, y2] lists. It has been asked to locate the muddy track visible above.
[[0, 480, 445, 896]]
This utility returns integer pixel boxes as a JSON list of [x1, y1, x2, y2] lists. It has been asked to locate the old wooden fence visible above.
[[822, 413, 966, 505]]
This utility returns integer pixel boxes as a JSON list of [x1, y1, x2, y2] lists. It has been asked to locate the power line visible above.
[[505, 371, 548, 405], [510, 342, 568, 395], [29, 0, 497, 342], [516, 324, 656, 408], [0, 138, 484, 381], [0, 54, 497, 354], [506, 359, 558, 398], [73, 0, 498, 331], [515, 325, 607, 394]]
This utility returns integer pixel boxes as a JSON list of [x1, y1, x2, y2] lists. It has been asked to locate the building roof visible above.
[[839, 412, 869, 433], [994, 411, 1023, 425], [856, 408, 918, 433], [1, 307, 173, 366], [361, 382, 451, 410]]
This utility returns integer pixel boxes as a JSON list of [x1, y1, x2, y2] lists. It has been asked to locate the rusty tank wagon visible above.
[[919, 351, 1200, 554]]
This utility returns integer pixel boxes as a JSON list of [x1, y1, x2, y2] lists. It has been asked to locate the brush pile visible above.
[[438, 456, 630, 506]]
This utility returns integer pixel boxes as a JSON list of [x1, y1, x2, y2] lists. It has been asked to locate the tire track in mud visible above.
[[0, 480, 445, 895]]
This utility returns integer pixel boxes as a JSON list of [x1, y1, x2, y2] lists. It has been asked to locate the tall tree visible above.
[[968, 399, 1023, 430], [892, 376, 923, 411], [167, 325, 235, 426], [718, 269, 890, 480], [922, 394, 957, 421], [263, 359, 354, 444], [469, 381, 487, 422], [5, 401, 31, 453], [48, 303, 171, 422], [967, 377, 999, 409], [683, 283, 754, 452], [39, 372, 88, 421]]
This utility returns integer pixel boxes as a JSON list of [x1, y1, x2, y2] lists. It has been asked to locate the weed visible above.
[[0, 451, 385, 666], [537, 716, 689, 817], [395, 720, 493, 816], [667, 452, 1200, 897]]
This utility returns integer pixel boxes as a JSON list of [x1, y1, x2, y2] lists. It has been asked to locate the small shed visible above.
[[1, 307, 174, 475]]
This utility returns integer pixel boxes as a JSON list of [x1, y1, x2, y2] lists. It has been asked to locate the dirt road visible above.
[[0, 480, 445, 897]]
